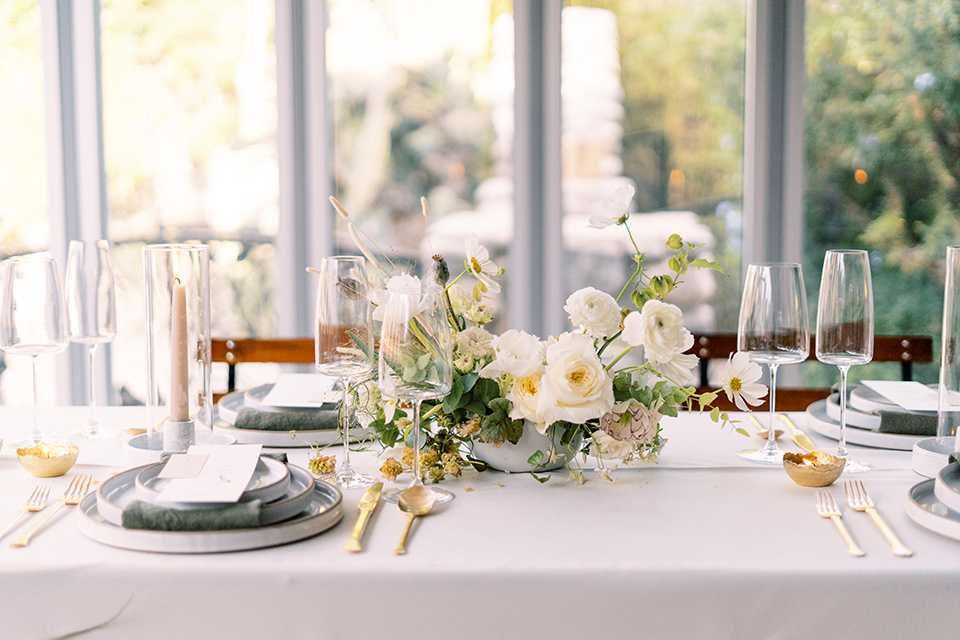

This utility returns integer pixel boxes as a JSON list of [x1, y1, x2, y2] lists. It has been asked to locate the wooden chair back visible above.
[[212, 338, 314, 401]]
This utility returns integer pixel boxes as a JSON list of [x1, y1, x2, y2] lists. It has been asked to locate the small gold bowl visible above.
[[783, 450, 845, 487], [16, 442, 79, 478]]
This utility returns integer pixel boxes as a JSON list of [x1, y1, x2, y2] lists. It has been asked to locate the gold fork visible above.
[[844, 480, 913, 557], [0, 486, 50, 542], [815, 490, 865, 557], [10, 475, 91, 548]]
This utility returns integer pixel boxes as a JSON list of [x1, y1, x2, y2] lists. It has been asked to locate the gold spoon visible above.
[[747, 414, 783, 440], [393, 486, 435, 555]]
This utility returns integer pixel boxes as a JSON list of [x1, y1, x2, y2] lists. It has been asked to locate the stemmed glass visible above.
[[315, 256, 376, 489], [737, 263, 810, 464], [379, 289, 454, 504], [0, 255, 69, 445], [816, 250, 873, 473], [66, 240, 118, 439]]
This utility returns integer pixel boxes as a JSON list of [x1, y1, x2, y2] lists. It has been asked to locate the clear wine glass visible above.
[[737, 263, 810, 464], [66, 240, 118, 439], [315, 256, 376, 489], [379, 289, 454, 504], [816, 249, 873, 473], [0, 255, 69, 445]]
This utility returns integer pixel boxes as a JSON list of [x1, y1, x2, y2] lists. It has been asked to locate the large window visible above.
[[100, 0, 279, 402], [804, 0, 955, 384]]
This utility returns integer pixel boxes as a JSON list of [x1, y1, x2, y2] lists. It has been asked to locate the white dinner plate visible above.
[[78, 479, 342, 554], [825, 392, 881, 430], [906, 478, 960, 542], [804, 399, 922, 451], [135, 456, 291, 505], [935, 462, 960, 513], [97, 463, 316, 528]]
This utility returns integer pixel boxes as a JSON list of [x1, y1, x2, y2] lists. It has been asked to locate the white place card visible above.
[[259, 373, 339, 408], [158, 454, 208, 480], [154, 444, 263, 504], [861, 380, 939, 412]]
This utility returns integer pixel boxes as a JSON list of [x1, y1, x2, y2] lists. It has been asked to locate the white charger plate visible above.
[[805, 399, 922, 451], [97, 464, 315, 528], [906, 478, 960, 542], [135, 456, 291, 505], [78, 479, 341, 554]]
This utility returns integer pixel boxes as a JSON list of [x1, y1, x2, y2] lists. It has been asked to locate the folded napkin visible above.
[[233, 406, 341, 431], [122, 499, 263, 531], [877, 410, 937, 436]]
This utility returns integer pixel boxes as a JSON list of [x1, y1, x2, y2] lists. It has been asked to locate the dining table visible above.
[[0, 404, 955, 640]]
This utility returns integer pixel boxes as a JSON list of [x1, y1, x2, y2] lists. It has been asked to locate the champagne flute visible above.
[[0, 255, 69, 445], [816, 250, 873, 473], [737, 263, 810, 464], [66, 240, 118, 439], [315, 256, 376, 489], [379, 289, 454, 504]]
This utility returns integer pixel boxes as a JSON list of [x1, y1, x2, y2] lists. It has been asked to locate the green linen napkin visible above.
[[233, 406, 341, 431], [121, 499, 263, 531], [877, 410, 937, 436]]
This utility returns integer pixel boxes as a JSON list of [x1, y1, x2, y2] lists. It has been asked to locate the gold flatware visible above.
[[746, 414, 783, 440], [393, 486, 435, 556], [0, 486, 50, 542], [815, 490, 865, 557], [344, 482, 382, 553], [776, 413, 817, 453], [10, 475, 91, 548], [844, 481, 912, 557]]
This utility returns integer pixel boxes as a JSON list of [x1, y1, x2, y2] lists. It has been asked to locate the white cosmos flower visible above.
[[564, 287, 622, 338], [480, 329, 545, 379], [589, 184, 636, 229], [465, 233, 501, 293], [721, 352, 768, 411]]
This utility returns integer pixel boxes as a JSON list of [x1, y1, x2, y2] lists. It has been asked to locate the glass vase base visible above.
[[383, 486, 454, 505], [738, 447, 784, 464]]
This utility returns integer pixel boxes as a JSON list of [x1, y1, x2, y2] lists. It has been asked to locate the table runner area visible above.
[[0, 406, 955, 639]]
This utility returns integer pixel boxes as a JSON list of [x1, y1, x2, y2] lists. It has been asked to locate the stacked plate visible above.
[[803, 388, 932, 451], [77, 457, 342, 553], [907, 462, 960, 541], [214, 383, 370, 447]]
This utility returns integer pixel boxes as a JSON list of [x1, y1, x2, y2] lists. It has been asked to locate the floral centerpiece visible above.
[[333, 188, 767, 483]]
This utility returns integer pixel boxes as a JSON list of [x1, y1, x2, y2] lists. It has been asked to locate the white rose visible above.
[[564, 287, 622, 338], [536, 333, 614, 425], [599, 399, 660, 445], [621, 300, 694, 365], [505, 374, 545, 427], [480, 329, 545, 379]]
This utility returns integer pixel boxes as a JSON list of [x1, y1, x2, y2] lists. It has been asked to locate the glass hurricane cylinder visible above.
[[938, 245, 960, 452], [142, 244, 212, 438]]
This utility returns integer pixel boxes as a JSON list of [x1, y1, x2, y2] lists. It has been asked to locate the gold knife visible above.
[[344, 482, 382, 553], [776, 413, 817, 453]]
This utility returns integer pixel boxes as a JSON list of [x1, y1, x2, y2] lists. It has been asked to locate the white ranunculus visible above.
[[621, 300, 694, 366], [506, 374, 545, 427], [564, 287, 622, 338], [456, 326, 495, 358], [536, 333, 614, 425], [599, 399, 660, 445], [480, 329, 545, 379]]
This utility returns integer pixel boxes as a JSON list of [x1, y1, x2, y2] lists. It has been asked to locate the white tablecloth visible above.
[[0, 406, 954, 640]]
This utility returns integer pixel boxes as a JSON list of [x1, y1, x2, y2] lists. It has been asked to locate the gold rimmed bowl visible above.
[[16, 442, 79, 478], [783, 450, 845, 487]]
